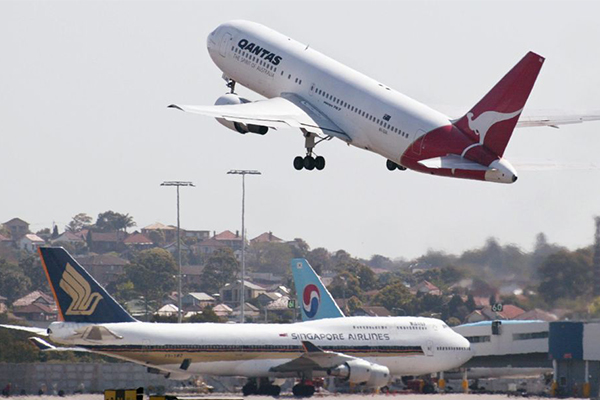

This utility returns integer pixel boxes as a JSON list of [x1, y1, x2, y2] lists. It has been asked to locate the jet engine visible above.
[[214, 94, 268, 135], [327, 359, 390, 387]]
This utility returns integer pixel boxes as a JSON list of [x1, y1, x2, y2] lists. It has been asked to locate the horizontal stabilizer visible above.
[[516, 112, 600, 128], [418, 155, 488, 171]]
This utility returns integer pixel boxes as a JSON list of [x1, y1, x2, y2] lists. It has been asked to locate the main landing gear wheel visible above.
[[293, 155, 325, 171], [242, 380, 258, 396], [386, 159, 407, 171], [292, 383, 315, 397]]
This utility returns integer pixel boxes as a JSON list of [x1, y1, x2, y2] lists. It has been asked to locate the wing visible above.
[[0, 324, 49, 336], [270, 341, 355, 373], [516, 112, 600, 128], [169, 93, 352, 143]]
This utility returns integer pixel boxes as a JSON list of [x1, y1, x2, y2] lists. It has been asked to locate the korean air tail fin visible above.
[[291, 258, 344, 321], [454, 51, 544, 157], [38, 247, 136, 323]]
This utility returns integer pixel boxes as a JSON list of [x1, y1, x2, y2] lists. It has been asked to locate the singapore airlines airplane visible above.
[[1, 248, 472, 397], [169, 20, 600, 184]]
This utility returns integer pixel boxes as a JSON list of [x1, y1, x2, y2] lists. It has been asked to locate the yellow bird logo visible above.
[[59, 263, 103, 315]]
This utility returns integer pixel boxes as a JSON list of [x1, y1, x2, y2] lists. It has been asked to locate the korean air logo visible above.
[[302, 284, 320, 318]]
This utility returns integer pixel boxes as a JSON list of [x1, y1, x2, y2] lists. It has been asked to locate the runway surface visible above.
[[9, 395, 575, 400]]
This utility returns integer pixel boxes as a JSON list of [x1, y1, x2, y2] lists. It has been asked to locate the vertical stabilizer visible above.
[[454, 51, 544, 157], [291, 258, 344, 321], [39, 247, 136, 323]]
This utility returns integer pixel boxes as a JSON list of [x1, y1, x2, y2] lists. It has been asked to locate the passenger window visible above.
[[288, 74, 291, 79]]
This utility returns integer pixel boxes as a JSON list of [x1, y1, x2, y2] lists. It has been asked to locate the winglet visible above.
[[168, 104, 185, 111], [301, 341, 323, 353]]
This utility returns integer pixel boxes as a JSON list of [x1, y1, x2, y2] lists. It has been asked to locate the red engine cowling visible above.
[[214, 94, 268, 135]]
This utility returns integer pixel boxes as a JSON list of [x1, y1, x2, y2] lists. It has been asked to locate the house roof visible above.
[[222, 280, 265, 291], [21, 234, 45, 243], [0, 233, 10, 241], [251, 232, 282, 243], [76, 253, 128, 267], [52, 231, 84, 243], [214, 230, 241, 240], [13, 302, 56, 315], [156, 304, 179, 315], [514, 308, 557, 321], [266, 296, 291, 310], [4, 217, 28, 226], [198, 238, 227, 248], [213, 304, 233, 312], [416, 280, 441, 292], [89, 231, 125, 242], [497, 304, 526, 319], [123, 232, 153, 245], [143, 222, 176, 231], [181, 265, 204, 275], [13, 290, 55, 307], [186, 292, 215, 301]]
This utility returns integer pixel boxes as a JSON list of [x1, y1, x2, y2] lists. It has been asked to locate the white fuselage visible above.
[[49, 316, 472, 378], [206, 20, 451, 165]]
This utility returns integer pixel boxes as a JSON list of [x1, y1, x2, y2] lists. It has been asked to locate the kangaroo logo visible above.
[[59, 263, 103, 315], [467, 108, 522, 145], [302, 284, 320, 319]]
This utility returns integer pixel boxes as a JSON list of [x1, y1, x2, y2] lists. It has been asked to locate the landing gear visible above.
[[294, 131, 327, 171], [242, 378, 281, 397], [386, 159, 407, 171], [292, 381, 315, 397], [226, 78, 236, 94]]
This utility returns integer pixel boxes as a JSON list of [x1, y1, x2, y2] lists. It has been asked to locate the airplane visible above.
[[169, 20, 600, 184], [1, 247, 473, 397]]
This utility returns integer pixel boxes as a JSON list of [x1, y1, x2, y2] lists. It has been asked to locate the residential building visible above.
[[17, 234, 45, 252], [181, 265, 205, 289], [123, 232, 154, 250], [212, 303, 233, 318], [220, 280, 266, 305], [76, 253, 128, 286], [182, 292, 215, 310], [141, 223, 176, 244], [3, 218, 29, 239], [51, 231, 85, 245], [465, 304, 526, 323], [12, 290, 57, 321], [87, 231, 126, 253], [414, 280, 442, 296], [213, 230, 243, 251], [250, 231, 283, 245], [0, 295, 7, 314]]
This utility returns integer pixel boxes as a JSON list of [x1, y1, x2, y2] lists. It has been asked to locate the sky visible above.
[[1, 0, 600, 260]]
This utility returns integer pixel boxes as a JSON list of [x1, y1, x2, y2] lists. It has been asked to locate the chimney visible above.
[[236, 230, 239, 238], [269, 231, 272, 241], [594, 217, 600, 297]]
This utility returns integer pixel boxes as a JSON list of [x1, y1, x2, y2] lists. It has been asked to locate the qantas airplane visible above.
[[169, 20, 599, 184], [1, 248, 472, 397]]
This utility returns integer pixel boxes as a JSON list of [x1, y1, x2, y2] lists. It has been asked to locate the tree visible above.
[[248, 242, 293, 274], [51, 225, 59, 239], [538, 249, 593, 304], [96, 211, 136, 232], [65, 213, 93, 232], [327, 271, 361, 300], [200, 248, 239, 294], [0, 260, 31, 303], [372, 282, 413, 314], [306, 247, 331, 275], [19, 254, 46, 293], [347, 296, 363, 315], [188, 307, 222, 323], [465, 294, 477, 312], [126, 248, 177, 319], [336, 261, 377, 291]]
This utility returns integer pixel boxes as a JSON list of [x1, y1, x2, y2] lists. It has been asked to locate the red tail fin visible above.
[[454, 51, 544, 157]]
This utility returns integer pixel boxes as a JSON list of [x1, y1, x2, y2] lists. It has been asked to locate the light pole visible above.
[[227, 169, 261, 323], [161, 181, 195, 323]]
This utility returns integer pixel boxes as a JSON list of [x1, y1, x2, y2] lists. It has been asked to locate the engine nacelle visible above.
[[328, 359, 390, 387], [366, 363, 391, 388], [214, 94, 268, 135]]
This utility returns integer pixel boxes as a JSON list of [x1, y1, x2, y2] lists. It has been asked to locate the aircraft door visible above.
[[219, 32, 232, 57], [425, 340, 434, 356]]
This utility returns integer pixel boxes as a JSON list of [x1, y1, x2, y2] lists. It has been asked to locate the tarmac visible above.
[[5, 395, 580, 400]]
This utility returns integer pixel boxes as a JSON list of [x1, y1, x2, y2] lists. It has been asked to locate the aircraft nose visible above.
[[512, 175, 518, 182]]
